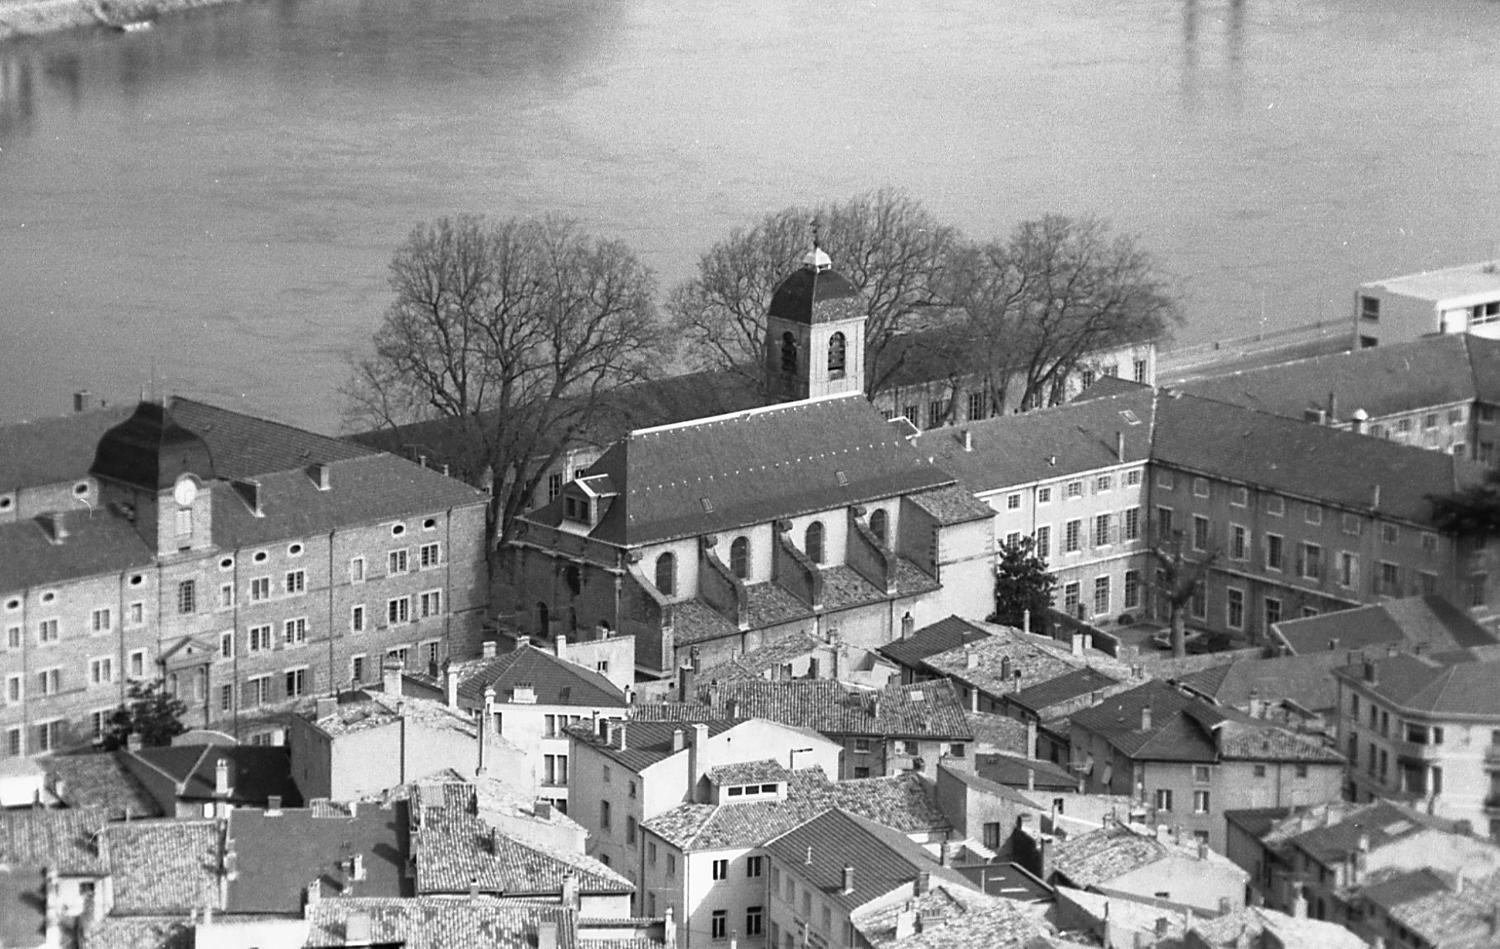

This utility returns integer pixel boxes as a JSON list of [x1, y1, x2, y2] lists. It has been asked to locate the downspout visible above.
[[444, 507, 453, 658], [231, 551, 241, 740], [327, 528, 336, 695]]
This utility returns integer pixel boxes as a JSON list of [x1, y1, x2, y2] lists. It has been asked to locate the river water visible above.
[[1, 0, 1498, 433]]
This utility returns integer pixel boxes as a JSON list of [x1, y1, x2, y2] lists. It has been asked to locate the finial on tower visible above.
[[802, 217, 831, 272]]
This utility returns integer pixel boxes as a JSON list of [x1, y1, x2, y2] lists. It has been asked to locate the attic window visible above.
[[700, 497, 714, 514], [423, 518, 437, 530], [253, 551, 268, 564], [129, 575, 144, 586], [288, 543, 304, 557], [391, 523, 406, 537], [1120, 410, 1141, 425], [219, 557, 234, 571], [40, 591, 56, 604], [73, 482, 89, 496], [835, 470, 848, 487], [0, 495, 12, 511], [4, 598, 18, 611]]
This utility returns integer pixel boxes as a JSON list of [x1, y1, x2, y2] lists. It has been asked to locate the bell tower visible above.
[[763, 231, 867, 403]]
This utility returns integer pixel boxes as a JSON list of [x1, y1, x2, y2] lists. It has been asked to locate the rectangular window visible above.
[[1266, 496, 1284, 516], [351, 605, 365, 633], [1360, 295, 1380, 321], [3, 626, 17, 650], [284, 570, 306, 595], [129, 649, 146, 678], [91, 608, 111, 633], [283, 617, 307, 646], [1034, 525, 1051, 559], [967, 391, 985, 421], [127, 602, 144, 626], [745, 906, 764, 938], [626, 816, 637, 845], [388, 597, 411, 625], [5, 726, 22, 757], [1192, 515, 1209, 552], [1193, 765, 1212, 783], [1064, 520, 1082, 553], [220, 631, 234, 658], [1094, 513, 1111, 547], [1381, 523, 1399, 544], [1063, 582, 1080, 615], [1037, 486, 1052, 504], [351, 655, 366, 684], [1379, 561, 1400, 596], [747, 856, 763, 878], [177, 580, 196, 614], [1342, 513, 1362, 535], [245, 675, 271, 708], [600, 800, 612, 831], [38, 618, 59, 643], [175, 507, 192, 536], [1227, 589, 1244, 630], [711, 910, 727, 940], [903, 404, 919, 425], [1004, 531, 1022, 548], [1230, 524, 1247, 560], [250, 577, 270, 601], [388, 549, 409, 575], [1265, 597, 1282, 628], [1066, 480, 1083, 499], [666, 853, 676, 878], [216, 683, 232, 712], [1191, 584, 1206, 620], [1155, 789, 1173, 811], [37, 668, 61, 695], [1193, 790, 1211, 814], [1304, 504, 1322, 525], [1093, 576, 1110, 615], [927, 399, 948, 429], [1124, 570, 1140, 610], [349, 557, 366, 583], [35, 720, 60, 753], [5, 674, 22, 704], [1156, 470, 1174, 490], [1192, 477, 1209, 498], [1339, 552, 1359, 588], [419, 590, 442, 618], [712, 859, 728, 880], [249, 624, 273, 653], [420, 543, 441, 568], [1156, 506, 1173, 536], [1300, 543, 1322, 580], [1229, 485, 1248, 507], [1266, 534, 1284, 571], [1096, 475, 1112, 493], [219, 583, 234, 609], [1123, 507, 1140, 541]]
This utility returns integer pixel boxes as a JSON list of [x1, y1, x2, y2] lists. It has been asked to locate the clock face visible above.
[[174, 478, 198, 507]]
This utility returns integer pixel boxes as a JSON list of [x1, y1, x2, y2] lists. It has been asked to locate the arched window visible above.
[[655, 552, 677, 596], [869, 509, 888, 544], [805, 521, 825, 564], [780, 332, 799, 374], [730, 536, 750, 580], [828, 332, 847, 377]]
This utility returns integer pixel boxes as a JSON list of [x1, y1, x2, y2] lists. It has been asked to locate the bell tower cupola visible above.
[[763, 225, 867, 403]]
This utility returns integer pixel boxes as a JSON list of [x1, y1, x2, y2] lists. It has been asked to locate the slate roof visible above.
[[1271, 596, 1498, 656], [905, 485, 996, 525], [566, 719, 739, 773], [1177, 334, 1500, 424], [521, 395, 955, 547], [973, 753, 1079, 792], [644, 769, 950, 852], [208, 451, 485, 550], [225, 802, 411, 912], [1152, 391, 1474, 526], [0, 405, 132, 490], [412, 783, 631, 896], [304, 897, 582, 949], [46, 751, 163, 819], [1009, 666, 1122, 714], [936, 763, 1044, 810], [130, 744, 303, 805], [877, 615, 993, 671], [0, 506, 155, 592], [699, 678, 973, 740], [455, 642, 627, 709], [763, 808, 976, 915], [1332, 648, 1500, 717], [0, 807, 109, 875], [768, 261, 862, 325], [167, 397, 380, 478], [1278, 799, 1455, 865], [1177, 650, 1353, 713], [912, 387, 1157, 494], [102, 818, 224, 913]]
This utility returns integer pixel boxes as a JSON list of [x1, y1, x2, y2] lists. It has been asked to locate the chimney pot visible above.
[[555, 633, 568, 659], [481, 640, 497, 659], [672, 728, 685, 753], [1140, 704, 1153, 731], [382, 656, 404, 698], [915, 870, 930, 895], [842, 864, 855, 894], [963, 430, 973, 452], [214, 757, 230, 796], [267, 795, 282, 815]]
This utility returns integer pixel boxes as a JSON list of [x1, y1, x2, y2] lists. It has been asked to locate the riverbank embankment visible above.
[[0, 0, 238, 42]]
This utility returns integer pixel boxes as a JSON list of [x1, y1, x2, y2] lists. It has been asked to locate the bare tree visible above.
[[344, 215, 666, 547], [947, 215, 1181, 412], [669, 189, 958, 397], [1150, 530, 1220, 657]]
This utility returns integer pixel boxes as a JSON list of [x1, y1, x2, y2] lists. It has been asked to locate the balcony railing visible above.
[[1390, 738, 1443, 762]]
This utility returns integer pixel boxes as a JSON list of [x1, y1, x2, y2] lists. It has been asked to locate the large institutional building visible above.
[[0, 398, 489, 757]]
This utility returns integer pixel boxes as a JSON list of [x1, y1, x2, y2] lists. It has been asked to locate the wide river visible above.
[[2, 0, 1498, 433]]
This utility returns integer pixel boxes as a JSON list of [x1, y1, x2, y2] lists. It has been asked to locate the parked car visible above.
[[1151, 629, 1205, 651]]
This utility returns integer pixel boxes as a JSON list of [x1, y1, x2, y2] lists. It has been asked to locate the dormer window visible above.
[[564, 495, 589, 523], [828, 332, 847, 378]]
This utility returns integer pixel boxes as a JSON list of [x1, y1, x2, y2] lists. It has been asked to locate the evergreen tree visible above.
[[993, 536, 1056, 632], [101, 680, 188, 750]]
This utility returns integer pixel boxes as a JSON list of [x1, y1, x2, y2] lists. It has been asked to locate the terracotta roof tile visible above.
[[303, 896, 582, 949], [455, 643, 626, 709], [691, 678, 972, 741], [0, 807, 109, 875], [1333, 649, 1500, 716], [878, 617, 992, 671], [225, 802, 410, 912], [46, 752, 163, 820], [102, 818, 223, 914]]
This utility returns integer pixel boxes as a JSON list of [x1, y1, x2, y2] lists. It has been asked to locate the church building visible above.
[[507, 245, 997, 676]]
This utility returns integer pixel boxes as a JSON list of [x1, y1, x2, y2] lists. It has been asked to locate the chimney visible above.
[[316, 696, 337, 720], [688, 723, 710, 798], [555, 633, 568, 659], [561, 870, 580, 909], [806, 846, 813, 866], [267, 795, 282, 815], [672, 728, 686, 753], [309, 462, 332, 491], [352, 853, 366, 881], [1140, 704, 1153, 732], [896, 906, 917, 941], [1197, 839, 1208, 860], [663, 907, 677, 947], [535, 800, 552, 820], [1026, 719, 1037, 761], [73, 390, 89, 413], [1363, 660, 1378, 685], [841, 865, 855, 894], [616, 720, 628, 751], [305, 879, 321, 909], [536, 921, 559, 949], [1116, 430, 1125, 461], [965, 650, 978, 670], [1372, 484, 1381, 510], [214, 758, 230, 796], [915, 870, 930, 895], [678, 664, 696, 703], [444, 662, 459, 708], [382, 655, 404, 699], [969, 688, 979, 713], [1352, 409, 1369, 435], [468, 878, 480, 902], [38, 512, 69, 544], [346, 912, 373, 946], [481, 640, 497, 659], [478, 686, 496, 774], [963, 430, 973, 452], [1001, 656, 1012, 682], [1328, 392, 1338, 424], [1071, 633, 1084, 657], [1022, 609, 1031, 635]]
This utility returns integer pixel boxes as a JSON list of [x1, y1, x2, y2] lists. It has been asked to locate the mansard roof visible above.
[[90, 400, 216, 490], [523, 395, 954, 547]]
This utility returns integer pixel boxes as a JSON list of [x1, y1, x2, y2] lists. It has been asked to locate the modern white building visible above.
[[1354, 260, 1500, 348]]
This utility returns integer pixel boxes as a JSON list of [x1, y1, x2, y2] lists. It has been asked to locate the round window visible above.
[[391, 524, 406, 537], [253, 551, 268, 563]]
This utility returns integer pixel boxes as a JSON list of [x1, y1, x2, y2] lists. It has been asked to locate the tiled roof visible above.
[[704, 631, 826, 680], [130, 744, 303, 805], [962, 712, 1033, 755], [936, 764, 1043, 810], [46, 751, 163, 819], [520, 395, 956, 547], [1152, 391, 1472, 526], [0, 405, 132, 490], [973, 753, 1078, 792], [673, 598, 746, 645], [1177, 334, 1493, 424], [644, 769, 949, 851], [1177, 650, 1353, 713], [1333, 648, 1500, 716], [1222, 807, 1292, 842], [1009, 666, 1122, 714], [456, 641, 629, 708], [905, 485, 996, 525], [1375, 869, 1500, 949], [309, 690, 486, 740], [225, 802, 410, 912], [208, 451, 486, 550], [412, 783, 631, 896], [1278, 799, 1453, 865], [80, 916, 194, 949], [0, 506, 155, 593], [707, 759, 792, 785], [102, 818, 224, 914], [877, 616, 992, 670], [167, 396, 380, 478], [921, 629, 1113, 699], [1359, 867, 1451, 910], [912, 387, 1158, 493], [1189, 906, 1369, 949], [1069, 680, 1223, 761], [566, 719, 739, 773], [1216, 722, 1342, 763], [304, 896, 582, 949], [0, 807, 109, 875], [853, 885, 1048, 949], [1272, 596, 1498, 656], [1051, 825, 1234, 888], [697, 678, 972, 740], [763, 809, 975, 916]]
